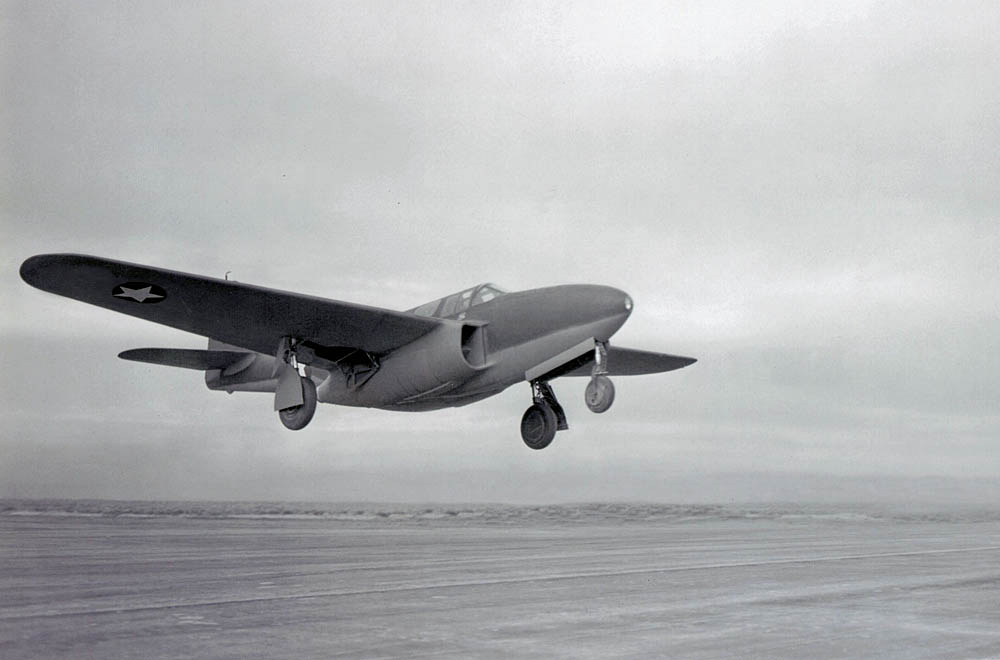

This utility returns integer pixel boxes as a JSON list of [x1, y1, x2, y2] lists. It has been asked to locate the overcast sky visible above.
[[2, 1, 998, 503]]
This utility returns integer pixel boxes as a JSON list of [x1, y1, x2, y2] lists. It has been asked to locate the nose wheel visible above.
[[585, 375, 615, 413], [585, 341, 615, 413]]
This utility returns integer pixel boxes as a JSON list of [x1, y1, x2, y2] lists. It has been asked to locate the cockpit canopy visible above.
[[408, 283, 507, 319]]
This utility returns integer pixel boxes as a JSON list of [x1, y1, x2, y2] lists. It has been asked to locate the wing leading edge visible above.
[[20, 254, 444, 356]]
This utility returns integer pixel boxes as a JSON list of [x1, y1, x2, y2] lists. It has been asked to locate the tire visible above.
[[520, 402, 557, 450], [278, 378, 317, 430], [585, 375, 615, 413]]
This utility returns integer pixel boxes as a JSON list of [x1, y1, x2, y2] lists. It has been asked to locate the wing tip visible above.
[[19, 254, 52, 287], [20, 253, 91, 289]]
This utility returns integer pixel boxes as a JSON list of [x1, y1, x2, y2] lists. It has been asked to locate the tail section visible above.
[[118, 341, 279, 394], [204, 339, 279, 393], [118, 347, 254, 371]]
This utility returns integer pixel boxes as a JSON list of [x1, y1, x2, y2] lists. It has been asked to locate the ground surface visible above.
[[2, 503, 1000, 659]]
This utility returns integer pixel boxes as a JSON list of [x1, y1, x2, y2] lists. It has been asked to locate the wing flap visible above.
[[21, 254, 443, 355]]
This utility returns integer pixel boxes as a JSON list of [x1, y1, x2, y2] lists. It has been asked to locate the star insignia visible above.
[[112, 283, 167, 303]]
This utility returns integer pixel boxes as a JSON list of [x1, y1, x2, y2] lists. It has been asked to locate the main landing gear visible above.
[[275, 337, 318, 430], [519, 341, 617, 450], [279, 377, 317, 430], [520, 380, 568, 450]]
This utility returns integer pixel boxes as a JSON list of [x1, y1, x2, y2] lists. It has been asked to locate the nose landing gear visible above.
[[585, 341, 615, 413]]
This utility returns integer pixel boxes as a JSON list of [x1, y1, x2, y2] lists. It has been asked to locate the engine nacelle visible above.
[[319, 322, 488, 407]]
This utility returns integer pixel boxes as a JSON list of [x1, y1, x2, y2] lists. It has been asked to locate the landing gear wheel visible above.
[[278, 378, 317, 430], [520, 402, 558, 450], [585, 375, 615, 413]]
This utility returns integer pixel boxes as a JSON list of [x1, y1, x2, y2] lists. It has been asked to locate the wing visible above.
[[559, 346, 697, 377], [20, 254, 444, 356]]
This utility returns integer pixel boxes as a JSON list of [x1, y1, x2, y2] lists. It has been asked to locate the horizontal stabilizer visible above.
[[119, 348, 255, 372], [561, 346, 697, 377]]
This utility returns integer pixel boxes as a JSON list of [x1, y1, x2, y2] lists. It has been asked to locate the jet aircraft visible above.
[[20, 254, 695, 449]]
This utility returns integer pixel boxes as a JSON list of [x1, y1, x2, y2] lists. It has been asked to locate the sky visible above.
[[2, 1, 998, 503]]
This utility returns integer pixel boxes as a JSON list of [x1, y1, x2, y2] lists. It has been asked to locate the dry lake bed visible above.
[[2, 501, 999, 659]]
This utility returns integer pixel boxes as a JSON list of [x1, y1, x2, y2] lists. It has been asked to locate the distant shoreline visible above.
[[3, 498, 998, 525]]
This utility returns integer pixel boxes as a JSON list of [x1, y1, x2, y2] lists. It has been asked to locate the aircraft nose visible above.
[[499, 284, 634, 346], [589, 285, 632, 320], [575, 284, 633, 338]]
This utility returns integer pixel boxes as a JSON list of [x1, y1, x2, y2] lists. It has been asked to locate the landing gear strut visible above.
[[585, 341, 615, 413], [520, 380, 567, 450]]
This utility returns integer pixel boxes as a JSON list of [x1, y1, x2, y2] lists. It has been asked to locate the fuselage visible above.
[[318, 284, 633, 411]]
